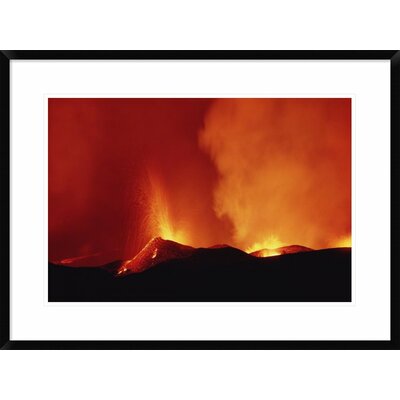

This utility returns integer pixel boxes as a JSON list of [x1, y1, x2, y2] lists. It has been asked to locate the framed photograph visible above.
[[1, 50, 399, 349]]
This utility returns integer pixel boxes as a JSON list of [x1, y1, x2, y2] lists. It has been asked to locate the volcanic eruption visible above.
[[250, 245, 313, 258], [48, 97, 352, 301], [114, 237, 314, 276], [117, 237, 195, 275]]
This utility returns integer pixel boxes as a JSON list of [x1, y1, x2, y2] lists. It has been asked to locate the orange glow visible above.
[[147, 173, 188, 245], [256, 249, 282, 257], [333, 235, 352, 248], [199, 98, 351, 251], [246, 235, 284, 254], [49, 98, 351, 264], [59, 252, 101, 265], [117, 266, 128, 275]]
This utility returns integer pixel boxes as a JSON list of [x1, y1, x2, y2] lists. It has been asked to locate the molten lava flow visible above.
[[59, 254, 99, 265], [117, 237, 195, 275], [117, 266, 128, 275], [116, 236, 317, 276], [252, 249, 282, 257], [251, 245, 313, 258], [56, 251, 119, 267], [246, 235, 284, 254]]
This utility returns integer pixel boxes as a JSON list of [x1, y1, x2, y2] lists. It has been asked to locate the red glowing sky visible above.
[[48, 98, 351, 263]]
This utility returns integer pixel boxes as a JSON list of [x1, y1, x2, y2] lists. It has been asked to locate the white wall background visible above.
[[1, 1, 399, 399]]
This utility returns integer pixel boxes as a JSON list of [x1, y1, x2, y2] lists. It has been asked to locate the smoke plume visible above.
[[199, 98, 351, 250]]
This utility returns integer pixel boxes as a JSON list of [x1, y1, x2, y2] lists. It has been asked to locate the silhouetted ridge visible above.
[[49, 248, 351, 302], [117, 237, 195, 275]]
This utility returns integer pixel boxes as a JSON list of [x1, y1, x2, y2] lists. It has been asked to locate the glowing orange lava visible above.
[[333, 235, 352, 248], [49, 98, 351, 264], [256, 249, 282, 257], [147, 174, 188, 244], [246, 235, 284, 254]]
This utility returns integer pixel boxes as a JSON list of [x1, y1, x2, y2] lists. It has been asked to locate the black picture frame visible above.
[[1, 50, 399, 350]]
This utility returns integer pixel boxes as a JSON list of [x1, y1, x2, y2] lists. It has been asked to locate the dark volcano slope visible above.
[[48, 247, 351, 302]]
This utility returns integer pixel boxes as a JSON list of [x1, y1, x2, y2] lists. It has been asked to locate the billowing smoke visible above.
[[199, 98, 351, 250]]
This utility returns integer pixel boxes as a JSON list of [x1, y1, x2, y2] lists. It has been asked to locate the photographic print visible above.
[[48, 97, 351, 302]]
